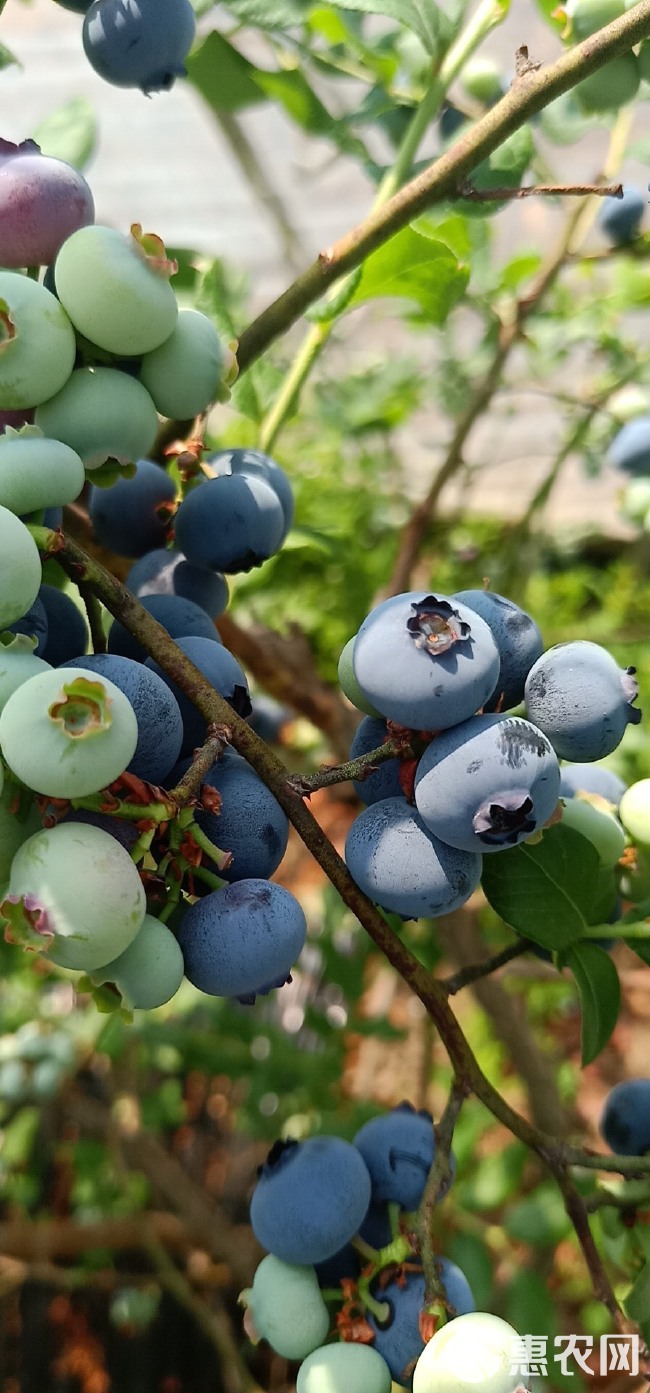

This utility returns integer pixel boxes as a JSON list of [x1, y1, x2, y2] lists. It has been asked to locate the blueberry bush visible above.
[[3, 1, 650, 1390]]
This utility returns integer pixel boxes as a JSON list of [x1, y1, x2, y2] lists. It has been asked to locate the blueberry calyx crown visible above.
[[406, 596, 471, 658], [257, 1136, 299, 1177], [395, 1099, 433, 1121], [472, 791, 535, 844]]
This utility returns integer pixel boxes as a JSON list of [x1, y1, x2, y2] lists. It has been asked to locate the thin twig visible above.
[[286, 737, 405, 796], [166, 728, 229, 808], [418, 1080, 467, 1305], [456, 180, 623, 201], [443, 939, 531, 994]]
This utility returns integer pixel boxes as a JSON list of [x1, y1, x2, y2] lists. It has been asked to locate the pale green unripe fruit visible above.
[[0, 780, 41, 881], [575, 53, 640, 112], [461, 56, 503, 103], [567, 0, 625, 39], [0, 666, 139, 798], [140, 309, 224, 419], [413, 1312, 524, 1393], [609, 385, 649, 425], [0, 433, 85, 514], [3, 821, 146, 970], [91, 915, 185, 1010], [619, 778, 650, 848], [0, 506, 43, 628], [54, 224, 178, 357], [560, 795, 626, 867], [620, 478, 650, 524], [0, 270, 76, 409], [297, 1342, 392, 1393], [338, 636, 381, 717], [0, 635, 51, 714], [243, 1256, 329, 1361], [35, 367, 159, 469]]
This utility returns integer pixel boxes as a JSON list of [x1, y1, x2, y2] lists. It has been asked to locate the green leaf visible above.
[[481, 824, 601, 949], [185, 31, 266, 112], [626, 1260, 650, 1322], [565, 941, 621, 1066], [348, 226, 469, 322], [33, 98, 97, 170], [504, 1182, 573, 1246], [225, 0, 313, 25], [332, 0, 455, 56], [187, 30, 367, 157], [0, 41, 18, 71]]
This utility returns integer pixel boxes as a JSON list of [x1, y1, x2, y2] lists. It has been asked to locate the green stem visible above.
[[188, 820, 232, 874], [257, 0, 510, 452]]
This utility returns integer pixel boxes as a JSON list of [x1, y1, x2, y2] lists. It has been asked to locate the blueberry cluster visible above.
[[341, 589, 640, 921], [0, 157, 301, 1008], [243, 1103, 526, 1391], [53, 0, 196, 95]]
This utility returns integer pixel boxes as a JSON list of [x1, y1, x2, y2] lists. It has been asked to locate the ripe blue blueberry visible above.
[[146, 635, 251, 754], [349, 716, 403, 805], [452, 589, 543, 711], [250, 1135, 372, 1265], [608, 416, 650, 476], [89, 459, 176, 558], [126, 548, 229, 619], [39, 585, 89, 667], [559, 761, 626, 807], [353, 1103, 437, 1210], [352, 593, 500, 731], [107, 592, 220, 662], [524, 641, 641, 761], [208, 447, 294, 541], [194, 749, 289, 883], [600, 1079, 650, 1155], [345, 797, 482, 920], [174, 472, 286, 574], [177, 879, 306, 1003], [414, 715, 560, 852], [82, 0, 196, 94], [369, 1261, 475, 1387], [598, 186, 645, 246]]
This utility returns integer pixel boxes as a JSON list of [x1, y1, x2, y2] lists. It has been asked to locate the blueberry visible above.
[[414, 714, 560, 853], [250, 1135, 372, 1265], [452, 589, 543, 712], [194, 749, 289, 882], [369, 1261, 475, 1387], [126, 547, 229, 619], [352, 592, 500, 731], [89, 459, 176, 559], [599, 186, 645, 246], [345, 797, 482, 920], [600, 1079, 650, 1155], [608, 416, 650, 476], [177, 879, 306, 1002], [39, 585, 89, 666], [524, 641, 641, 761], [108, 593, 220, 663], [174, 472, 286, 574], [349, 716, 403, 806], [354, 1103, 437, 1210], [145, 635, 251, 754], [82, 0, 196, 94], [559, 761, 626, 807]]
